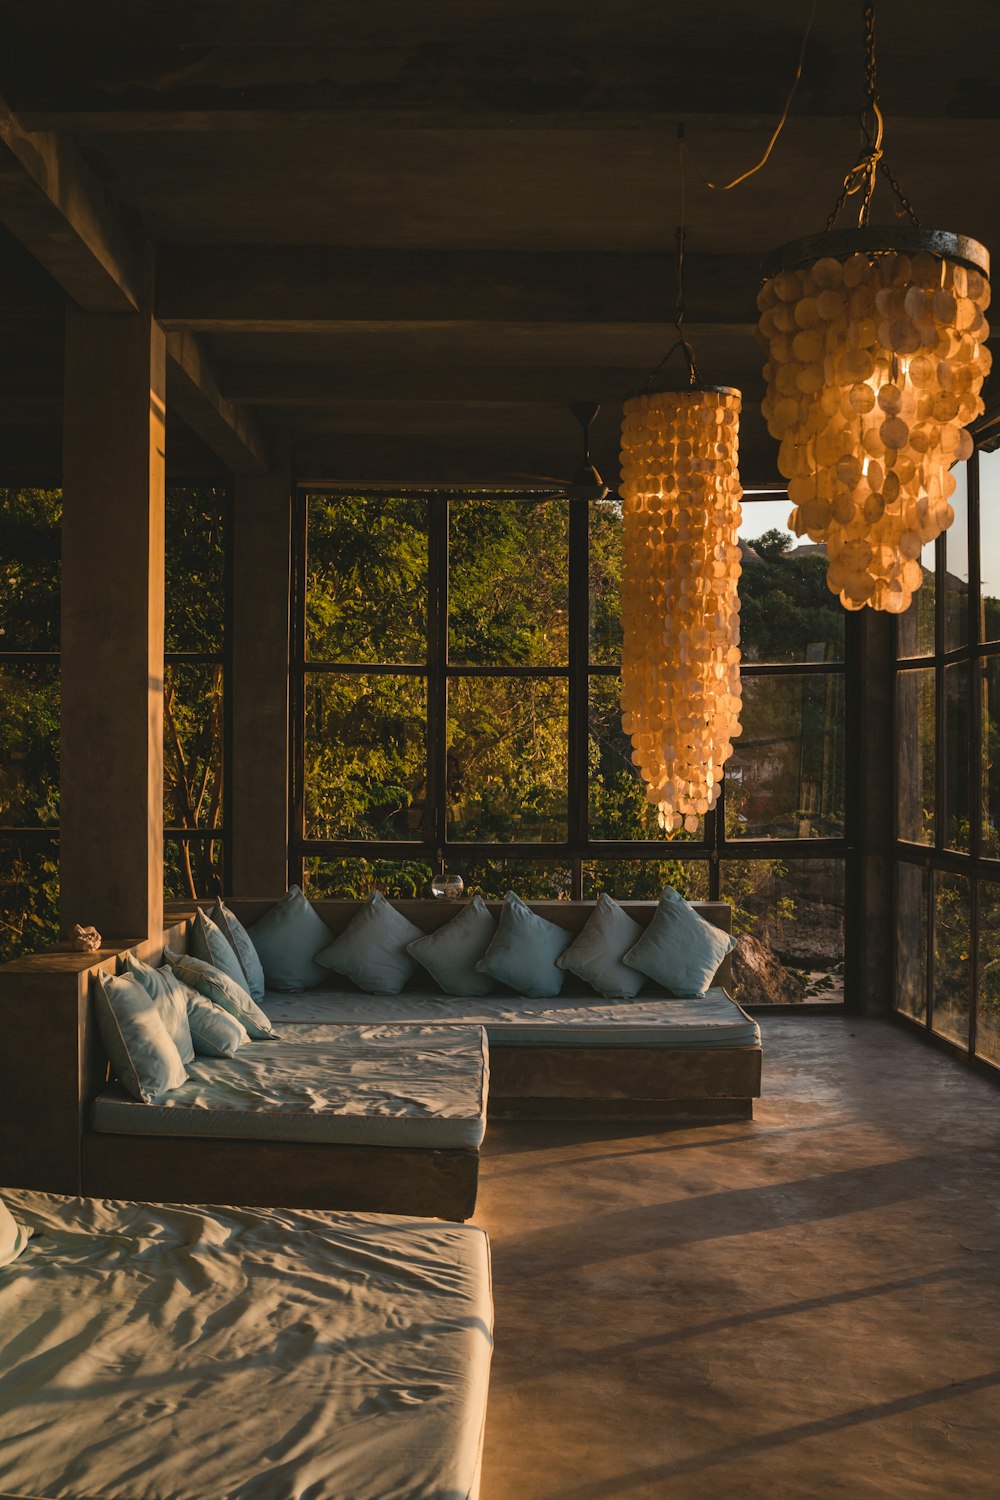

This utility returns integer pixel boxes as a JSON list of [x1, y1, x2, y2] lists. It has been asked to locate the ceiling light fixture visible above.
[[758, 0, 991, 614]]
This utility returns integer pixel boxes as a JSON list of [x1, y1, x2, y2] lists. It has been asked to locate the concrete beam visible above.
[[166, 330, 270, 476], [0, 96, 141, 312], [155, 248, 761, 331], [60, 302, 166, 941]]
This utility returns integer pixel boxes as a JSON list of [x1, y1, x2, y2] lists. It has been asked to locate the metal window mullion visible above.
[[427, 494, 448, 860], [568, 499, 589, 883], [221, 478, 234, 894], [288, 485, 307, 885]]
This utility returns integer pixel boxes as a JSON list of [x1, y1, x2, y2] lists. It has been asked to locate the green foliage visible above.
[[739, 529, 844, 664]]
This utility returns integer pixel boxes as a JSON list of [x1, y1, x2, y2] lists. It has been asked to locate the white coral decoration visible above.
[[71, 924, 102, 952]]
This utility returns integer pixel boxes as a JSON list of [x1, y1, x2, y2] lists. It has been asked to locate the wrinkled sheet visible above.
[[261, 987, 761, 1049], [0, 1190, 493, 1500], [92, 1024, 489, 1151]]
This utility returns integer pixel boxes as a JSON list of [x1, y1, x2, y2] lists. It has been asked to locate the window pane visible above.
[[738, 504, 844, 663], [944, 660, 970, 852], [588, 674, 704, 842], [0, 836, 58, 962], [896, 668, 935, 844], [449, 497, 568, 666], [725, 673, 845, 839], [895, 861, 928, 1023], [165, 486, 227, 653], [943, 462, 969, 652], [0, 488, 61, 651], [982, 656, 1000, 858], [932, 871, 971, 1047], [0, 661, 59, 827], [978, 448, 1000, 643], [164, 662, 224, 832], [589, 498, 622, 664], [720, 857, 846, 1003], [896, 538, 936, 659], [305, 673, 427, 839], [164, 836, 224, 902], [303, 857, 434, 899], [306, 494, 428, 664], [447, 676, 567, 841], [444, 858, 572, 900], [582, 859, 710, 901], [976, 879, 1000, 1066]]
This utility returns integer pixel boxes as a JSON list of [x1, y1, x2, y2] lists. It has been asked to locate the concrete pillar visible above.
[[855, 610, 896, 1014], [60, 301, 166, 941], [229, 470, 291, 893]]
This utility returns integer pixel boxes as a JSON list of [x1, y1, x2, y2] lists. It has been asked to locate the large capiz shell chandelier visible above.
[[620, 383, 743, 832], [759, 1, 990, 614]]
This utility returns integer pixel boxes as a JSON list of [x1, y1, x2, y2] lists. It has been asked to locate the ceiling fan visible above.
[[507, 401, 610, 501]]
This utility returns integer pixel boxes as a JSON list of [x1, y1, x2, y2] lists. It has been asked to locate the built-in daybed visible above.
[[170, 896, 763, 1123], [0, 1188, 493, 1500]]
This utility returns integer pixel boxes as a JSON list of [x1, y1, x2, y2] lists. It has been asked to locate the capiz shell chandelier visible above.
[[620, 385, 743, 832], [759, 1, 990, 613]]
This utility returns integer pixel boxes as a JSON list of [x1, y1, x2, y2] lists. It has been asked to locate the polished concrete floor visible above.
[[476, 1015, 1000, 1500]]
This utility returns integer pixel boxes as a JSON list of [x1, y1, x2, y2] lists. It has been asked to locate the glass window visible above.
[[978, 448, 1000, 644], [582, 858, 710, 902], [589, 498, 623, 664], [982, 656, 1000, 858], [587, 674, 704, 842], [303, 856, 435, 900], [725, 673, 845, 839], [896, 668, 935, 844], [305, 674, 427, 841], [165, 486, 227, 653], [896, 538, 936, 659], [0, 835, 59, 963], [943, 462, 970, 652], [306, 494, 428, 664], [447, 675, 568, 842], [895, 861, 928, 1023], [0, 488, 61, 651], [163, 663, 223, 832], [0, 661, 59, 828], [720, 857, 846, 1003], [976, 879, 1000, 1066], [449, 497, 568, 666], [444, 858, 573, 901], [944, 661, 971, 852], [932, 871, 971, 1046], [738, 502, 844, 663], [164, 837, 224, 902]]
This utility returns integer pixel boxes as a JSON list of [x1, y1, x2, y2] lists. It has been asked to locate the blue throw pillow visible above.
[[247, 886, 334, 992], [623, 886, 736, 996], [407, 896, 497, 996], [190, 909, 251, 992], [557, 893, 647, 999], [164, 949, 279, 1041], [212, 899, 267, 1002], [94, 971, 188, 1103], [475, 892, 572, 999], [185, 994, 248, 1058], [122, 954, 196, 1064], [0, 1197, 30, 1267], [314, 891, 424, 995]]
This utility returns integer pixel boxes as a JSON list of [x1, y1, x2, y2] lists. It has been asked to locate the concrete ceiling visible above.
[[2, 0, 1000, 485]]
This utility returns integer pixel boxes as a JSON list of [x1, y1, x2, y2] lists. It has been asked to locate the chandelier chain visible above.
[[642, 123, 701, 390]]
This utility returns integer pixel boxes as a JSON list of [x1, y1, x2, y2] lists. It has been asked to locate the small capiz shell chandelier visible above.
[[759, 0, 990, 614], [620, 384, 743, 831]]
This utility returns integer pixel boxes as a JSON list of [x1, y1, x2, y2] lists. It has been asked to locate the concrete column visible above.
[[855, 610, 896, 1014], [230, 470, 291, 894], [60, 301, 166, 941]]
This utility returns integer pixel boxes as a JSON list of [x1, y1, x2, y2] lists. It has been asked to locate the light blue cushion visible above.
[[185, 994, 248, 1058], [0, 1197, 29, 1267], [94, 971, 188, 1104], [475, 892, 572, 999], [122, 954, 196, 1064], [407, 896, 497, 996], [557, 893, 647, 999], [623, 886, 736, 996], [164, 948, 278, 1041], [190, 909, 250, 992], [314, 891, 424, 995], [247, 886, 334, 992], [212, 899, 266, 1002]]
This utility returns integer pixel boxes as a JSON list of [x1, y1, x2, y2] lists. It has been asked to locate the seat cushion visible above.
[[91, 1022, 489, 1150]]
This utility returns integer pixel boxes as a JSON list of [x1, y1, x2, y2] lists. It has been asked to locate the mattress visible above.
[[91, 1023, 489, 1151], [260, 987, 762, 1049], [0, 1190, 493, 1500]]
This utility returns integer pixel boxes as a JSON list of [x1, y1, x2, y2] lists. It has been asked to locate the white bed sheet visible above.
[[0, 1190, 493, 1500], [260, 987, 762, 1049], [91, 1023, 489, 1151]]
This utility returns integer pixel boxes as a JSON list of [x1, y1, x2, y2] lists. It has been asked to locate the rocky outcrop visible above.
[[731, 933, 808, 1006]]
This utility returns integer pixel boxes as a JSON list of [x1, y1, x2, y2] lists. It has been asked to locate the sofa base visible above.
[[489, 1095, 754, 1122], [83, 1132, 480, 1222]]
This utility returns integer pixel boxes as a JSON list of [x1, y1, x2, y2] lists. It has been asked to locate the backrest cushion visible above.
[[557, 893, 647, 999], [164, 949, 279, 1041], [476, 891, 573, 999], [623, 885, 737, 996], [407, 895, 497, 996], [122, 954, 196, 1064], [94, 971, 189, 1103], [212, 899, 267, 1001], [246, 886, 334, 992], [314, 891, 424, 995]]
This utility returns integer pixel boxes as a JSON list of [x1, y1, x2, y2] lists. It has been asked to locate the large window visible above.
[[894, 439, 1000, 1069], [0, 488, 61, 961], [294, 488, 856, 1004]]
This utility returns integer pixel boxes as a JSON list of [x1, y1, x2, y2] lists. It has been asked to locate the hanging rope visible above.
[[643, 124, 702, 390]]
